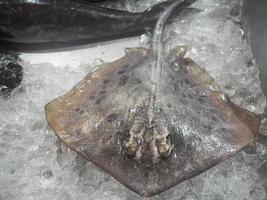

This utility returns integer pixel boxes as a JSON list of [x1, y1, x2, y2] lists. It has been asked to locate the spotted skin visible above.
[[45, 47, 260, 197]]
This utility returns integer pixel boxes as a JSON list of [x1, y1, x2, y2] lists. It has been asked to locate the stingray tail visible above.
[[147, 0, 196, 124], [136, 0, 196, 27]]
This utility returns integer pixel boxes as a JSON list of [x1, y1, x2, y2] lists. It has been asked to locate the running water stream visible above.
[[149, 0, 192, 124]]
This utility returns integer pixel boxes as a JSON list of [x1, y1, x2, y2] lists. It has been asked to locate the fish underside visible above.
[[0, 0, 195, 51], [45, 46, 260, 196]]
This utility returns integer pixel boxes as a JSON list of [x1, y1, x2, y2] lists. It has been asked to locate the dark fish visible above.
[[45, 46, 260, 197], [0, 47, 23, 96], [0, 0, 195, 51]]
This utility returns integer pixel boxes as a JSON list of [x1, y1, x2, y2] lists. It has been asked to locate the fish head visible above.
[[123, 117, 174, 166]]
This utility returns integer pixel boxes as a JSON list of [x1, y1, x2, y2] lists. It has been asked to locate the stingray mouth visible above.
[[122, 122, 174, 166]]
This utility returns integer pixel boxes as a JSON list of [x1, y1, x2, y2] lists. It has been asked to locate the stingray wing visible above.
[[137, 56, 261, 196], [45, 48, 154, 195], [45, 48, 260, 197], [45, 48, 149, 146]]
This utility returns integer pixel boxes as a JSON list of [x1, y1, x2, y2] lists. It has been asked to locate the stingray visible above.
[[45, 0, 260, 197]]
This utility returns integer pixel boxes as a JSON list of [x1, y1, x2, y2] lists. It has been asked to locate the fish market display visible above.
[[1, 0, 266, 200]]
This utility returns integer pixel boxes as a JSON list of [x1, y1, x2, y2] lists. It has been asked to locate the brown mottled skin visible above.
[[45, 47, 260, 197]]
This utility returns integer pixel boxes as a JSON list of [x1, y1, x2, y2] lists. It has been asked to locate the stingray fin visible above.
[[181, 57, 260, 140]]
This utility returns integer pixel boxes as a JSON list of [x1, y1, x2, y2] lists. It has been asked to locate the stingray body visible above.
[[45, 46, 260, 196], [0, 0, 194, 51]]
